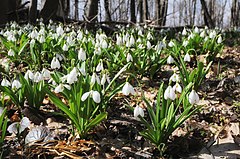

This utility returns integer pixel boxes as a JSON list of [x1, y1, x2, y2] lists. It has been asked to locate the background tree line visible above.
[[0, 0, 239, 28]]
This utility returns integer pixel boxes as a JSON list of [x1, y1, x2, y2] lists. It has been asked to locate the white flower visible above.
[[8, 49, 15, 56], [91, 72, 100, 85], [29, 29, 38, 39], [42, 68, 51, 80], [54, 84, 71, 93], [173, 83, 182, 93], [1, 78, 11, 87], [51, 57, 61, 69], [56, 26, 64, 36], [134, 106, 144, 120], [194, 27, 199, 33], [182, 40, 188, 47], [209, 30, 216, 39], [67, 67, 78, 84], [101, 73, 110, 85], [164, 86, 176, 100], [200, 31, 205, 37], [147, 41, 151, 49], [81, 90, 101, 103], [170, 73, 180, 82], [24, 70, 34, 80], [96, 60, 104, 72], [0, 107, 3, 116], [182, 28, 187, 35], [147, 32, 153, 40], [7, 117, 30, 134], [100, 39, 108, 49], [184, 53, 191, 62], [12, 80, 22, 89], [33, 72, 43, 83], [56, 53, 64, 61], [122, 82, 135, 95], [78, 48, 86, 61], [168, 41, 175, 47], [188, 90, 200, 104], [62, 43, 68, 51], [217, 36, 222, 44], [116, 35, 122, 45], [167, 55, 175, 64], [126, 53, 133, 62], [129, 35, 135, 46]]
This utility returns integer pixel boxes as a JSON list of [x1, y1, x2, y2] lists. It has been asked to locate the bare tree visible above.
[[200, 0, 214, 28], [75, 0, 79, 20], [29, 0, 37, 23], [84, 0, 99, 22], [231, 0, 240, 27], [130, 0, 136, 23], [143, 0, 148, 23], [104, 0, 112, 21]]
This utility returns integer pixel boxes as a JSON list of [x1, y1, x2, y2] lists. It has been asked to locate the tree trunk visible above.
[[29, 0, 38, 23], [200, 0, 214, 28], [143, 0, 148, 23], [75, 0, 78, 20], [104, 0, 111, 21], [40, 0, 59, 22], [139, 0, 143, 23], [130, 0, 136, 23], [0, 0, 8, 25], [155, 0, 160, 25], [84, 0, 99, 22], [231, 0, 240, 27]]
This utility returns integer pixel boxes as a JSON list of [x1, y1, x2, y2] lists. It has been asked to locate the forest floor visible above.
[[2, 46, 240, 159]]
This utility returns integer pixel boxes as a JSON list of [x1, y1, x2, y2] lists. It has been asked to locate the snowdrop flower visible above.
[[129, 35, 135, 46], [81, 90, 101, 103], [168, 41, 175, 47], [30, 39, 35, 46], [77, 31, 83, 40], [0, 107, 3, 116], [194, 27, 199, 33], [1, 78, 11, 87], [33, 71, 43, 83], [101, 73, 110, 85], [24, 70, 34, 80], [188, 90, 199, 105], [90, 72, 100, 85], [217, 36, 222, 44], [62, 43, 68, 51], [116, 35, 122, 45], [209, 30, 216, 39], [96, 60, 104, 72], [29, 29, 38, 39], [78, 48, 86, 61], [51, 57, 61, 69], [122, 82, 135, 95], [182, 40, 188, 47], [173, 83, 182, 93], [138, 30, 143, 36], [147, 41, 151, 49], [164, 86, 176, 100], [8, 49, 15, 56], [100, 39, 108, 49], [200, 31, 205, 38], [126, 53, 133, 62], [7, 117, 30, 134], [54, 84, 71, 93], [182, 28, 187, 35], [56, 53, 64, 61], [67, 67, 78, 84], [79, 63, 86, 76], [38, 35, 45, 43], [134, 106, 144, 120], [147, 32, 153, 40], [56, 25, 64, 36], [42, 68, 51, 80], [167, 55, 175, 64], [170, 73, 180, 82], [12, 79, 22, 89], [184, 53, 191, 62]]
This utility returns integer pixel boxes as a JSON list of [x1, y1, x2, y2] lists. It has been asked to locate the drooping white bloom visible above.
[[51, 57, 61, 69], [170, 73, 180, 82], [200, 31, 205, 38], [182, 28, 187, 35], [1, 78, 11, 87], [134, 106, 144, 120], [56, 25, 64, 36], [42, 68, 51, 80], [67, 67, 78, 84], [8, 49, 15, 56], [168, 41, 175, 47], [24, 70, 34, 80], [78, 48, 86, 61], [116, 35, 122, 46], [194, 27, 199, 33], [147, 41, 151, 49], [126, 53, 133, 62], [100, 39, 108, 49], [54, 84, 71, 93], [90, 72, 100, 85], [96, 60, 104, 72], [182, 40, 189, 47], [29, 29, 38, 39], [101, 73, 110, 85], [56, 53, 64, 61], [129, 35, 135, 46], [12, 79, 22, 89], [209, 30, 216, 39], [38, 35, 45, 43], [33, 71, 43, 83], [62, 43, 68, 51], [164, 86, 176, 100], [147, 32, 153, 40], [173, 83, 182, 93], [188, 90, 200, 105], [81, 90, 101, 103], [122, 82, 135, 95], [184, 53, 191, 62], [167, 55, 175, 64], [217, 36, 222, 44], [7, 117, 30, 134]]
